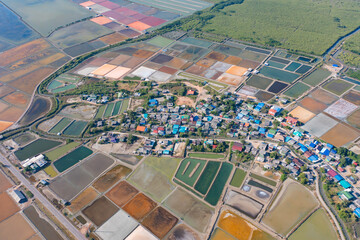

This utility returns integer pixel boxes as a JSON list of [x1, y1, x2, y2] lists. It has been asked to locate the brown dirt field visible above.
[[223, 56, 243, 65], [93, 165, 132, 192], [8, 49, 57, 70], [180, 62, 194, 70], [321, 123, 360, 147], [122, 57, 144, 68], [123, 193, 157, 220], [0, 171, 12, 193], [142, 207, 178, 239], [299, 97, 328, 114], [88, 57, 110, 66], [133, 49, 155, 59], [343, 90, 360, 105], [186, 65, 207, 75], [0, 85, 14, 98], [143, 61, 163, 70], [166, 58, 188, 69], [218, 73, 243, 86], [108, 54, 131, 65], [196, 58, 216, 68], [0, 213, 36, 240], [0, 121, 13, 132], [178, 52, 195, 61], [226, 65, 248, 76], [289, 106, 316, 123], [9, 67, 55, 94], [82, 196, 119, 226], [159, 66, 178, 75], [0, 192, 19, 222], [310, 88, 338, 105], [0, 39, 50, 66], [0, 106, 24, 122], [67, 187, 99, 213], [0, 102, 9, 112], [176, 96, 196, 107], [37, 53, 67, 66], [0, 64, 41, 83], [101, 51, 120, 59], [91, 16, 112, 25], [347, 109, 360, 129], [99, 33, 128, 45], [206, 51, 226, 61], [128, 21, 151, 31], [3, 92, 30, 108], [238, 59, 260, 69], [106, 181, 138, 207]]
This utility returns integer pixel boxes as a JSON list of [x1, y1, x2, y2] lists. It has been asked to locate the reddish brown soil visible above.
[[299, 97, 328, 114], [159, 66, 178, 75], [0, 171, 12, 193], [105, 181, 138, 207], [133, 49, 155, 59], [310, 88, 338, 105], [223, 56, 243, 65], [186, 65, 207, 75], [206, 51, 226, 61], [196, 58, 216, 68], [0, 192, 19, 222], [321, 123, 360, 147], [123, 193, 157, 220], [142, 207, 178, 238]]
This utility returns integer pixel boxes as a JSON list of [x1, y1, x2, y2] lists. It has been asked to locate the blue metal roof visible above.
[[354, 208, 360, 218], [334, 175, 344, 181], [339, 180, 352, 189]]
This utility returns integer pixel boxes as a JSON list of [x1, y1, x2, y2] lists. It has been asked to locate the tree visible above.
[[280, 174, 287, 182], [127, 134, 136, 144]]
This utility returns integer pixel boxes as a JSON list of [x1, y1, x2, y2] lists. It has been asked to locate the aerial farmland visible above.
[[1, 0, 360, 239]]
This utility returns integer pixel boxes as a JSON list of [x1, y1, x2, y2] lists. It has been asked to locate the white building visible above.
[[21, 154, 47, 168]]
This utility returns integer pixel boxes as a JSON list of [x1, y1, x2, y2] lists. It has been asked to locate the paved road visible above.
[[0, 154, 86, 240]]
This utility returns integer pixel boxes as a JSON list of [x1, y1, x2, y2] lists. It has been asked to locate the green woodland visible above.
[[174, 0, 360, 55]]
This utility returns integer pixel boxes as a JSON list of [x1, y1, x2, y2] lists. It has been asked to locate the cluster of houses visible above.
[[82, 94, 109, 104], [325, 167, 360, 218]]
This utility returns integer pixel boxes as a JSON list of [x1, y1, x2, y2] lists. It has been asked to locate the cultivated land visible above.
[[262, 180, 319, 236]]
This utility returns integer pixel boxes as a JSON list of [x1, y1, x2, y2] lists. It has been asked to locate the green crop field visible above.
[[204, 162, 233, 206], [44, 165, 58, 178], [103, 103, 115, 118], [182, 0, 360, 55], [95, 105, 106, 119], [194, 161, 221, 195], [250, 173, 277, 186], [230, 168, 247, 187], [45, 142, 81, 161], [53, 146, 93, 173], [49, 117, 72, 134], [175, 158, 206, 186], [63, 120, 88, 136], [283, 82, 311, 98], [119, 99, 129, 114], [14, 139, 62, 161]]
